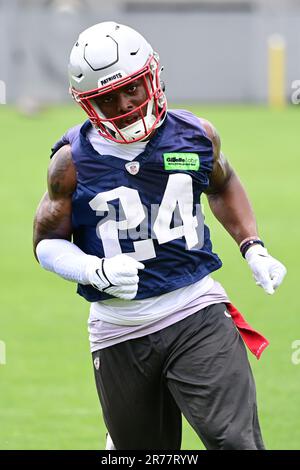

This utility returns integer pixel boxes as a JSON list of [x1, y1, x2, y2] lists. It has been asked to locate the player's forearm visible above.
[[36, 239, 144, 300], [36, 238, 96, 284], [207, 172, 258, 245]]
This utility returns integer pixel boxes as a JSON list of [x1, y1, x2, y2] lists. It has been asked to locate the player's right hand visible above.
[[86, 254, 145, 300]]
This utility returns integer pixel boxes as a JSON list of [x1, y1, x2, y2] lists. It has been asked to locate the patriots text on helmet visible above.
[[99, 72, 124, 87]]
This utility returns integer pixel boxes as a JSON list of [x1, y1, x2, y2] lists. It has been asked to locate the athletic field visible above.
[[0, 104, 298, 449]]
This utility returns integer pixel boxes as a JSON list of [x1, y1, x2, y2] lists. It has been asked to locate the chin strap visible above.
[[115, 110, 156, 142]]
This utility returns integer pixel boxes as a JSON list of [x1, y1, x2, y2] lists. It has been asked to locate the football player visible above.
[[33, 22, 286, 450]]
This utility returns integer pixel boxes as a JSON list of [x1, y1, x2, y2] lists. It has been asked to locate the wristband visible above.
[[239, 236, 261, 248], [240, 238, 265, 258]]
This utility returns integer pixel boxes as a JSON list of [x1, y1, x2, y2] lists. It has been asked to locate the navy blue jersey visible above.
[[52, 109, 222, 301]]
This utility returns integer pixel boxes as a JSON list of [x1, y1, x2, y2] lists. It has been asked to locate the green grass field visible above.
[[0, 104, 299, 449]]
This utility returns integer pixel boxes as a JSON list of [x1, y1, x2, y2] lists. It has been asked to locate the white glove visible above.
[[245, 244, 287, 295], [86, 254, 145, 300]]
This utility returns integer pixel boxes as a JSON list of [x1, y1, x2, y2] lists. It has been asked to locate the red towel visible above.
[[226, 303, 269, 359]]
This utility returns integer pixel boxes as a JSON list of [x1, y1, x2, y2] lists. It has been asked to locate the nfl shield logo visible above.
[[94, 357, 100, 370], [125, 161, 140, 175]]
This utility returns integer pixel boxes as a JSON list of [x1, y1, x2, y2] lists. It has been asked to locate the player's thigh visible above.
[[92, 337, 181, 450], [164, 303, 264, 449]]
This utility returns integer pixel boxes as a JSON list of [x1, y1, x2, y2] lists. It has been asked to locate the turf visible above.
[[0, 104, 298, 449]]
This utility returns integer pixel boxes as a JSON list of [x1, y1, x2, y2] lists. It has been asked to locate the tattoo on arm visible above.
[[199, 118, 234, 194], [33, 193, 72, 245], [33, 145, 77, 255], [48, 145, 76, 200]]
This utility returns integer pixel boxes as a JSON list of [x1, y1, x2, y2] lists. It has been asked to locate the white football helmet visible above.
[[68, 22, 167, 144]]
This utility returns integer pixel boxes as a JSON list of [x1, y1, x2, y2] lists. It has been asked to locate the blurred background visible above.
[[0, 0, 300, 106], [0, 0, 299, 450]]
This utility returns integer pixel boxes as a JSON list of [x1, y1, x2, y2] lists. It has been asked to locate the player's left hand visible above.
[[245, 244, 287, 294]]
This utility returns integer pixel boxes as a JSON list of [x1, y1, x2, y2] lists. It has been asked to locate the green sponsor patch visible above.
[[163, 153, 200, 171]]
